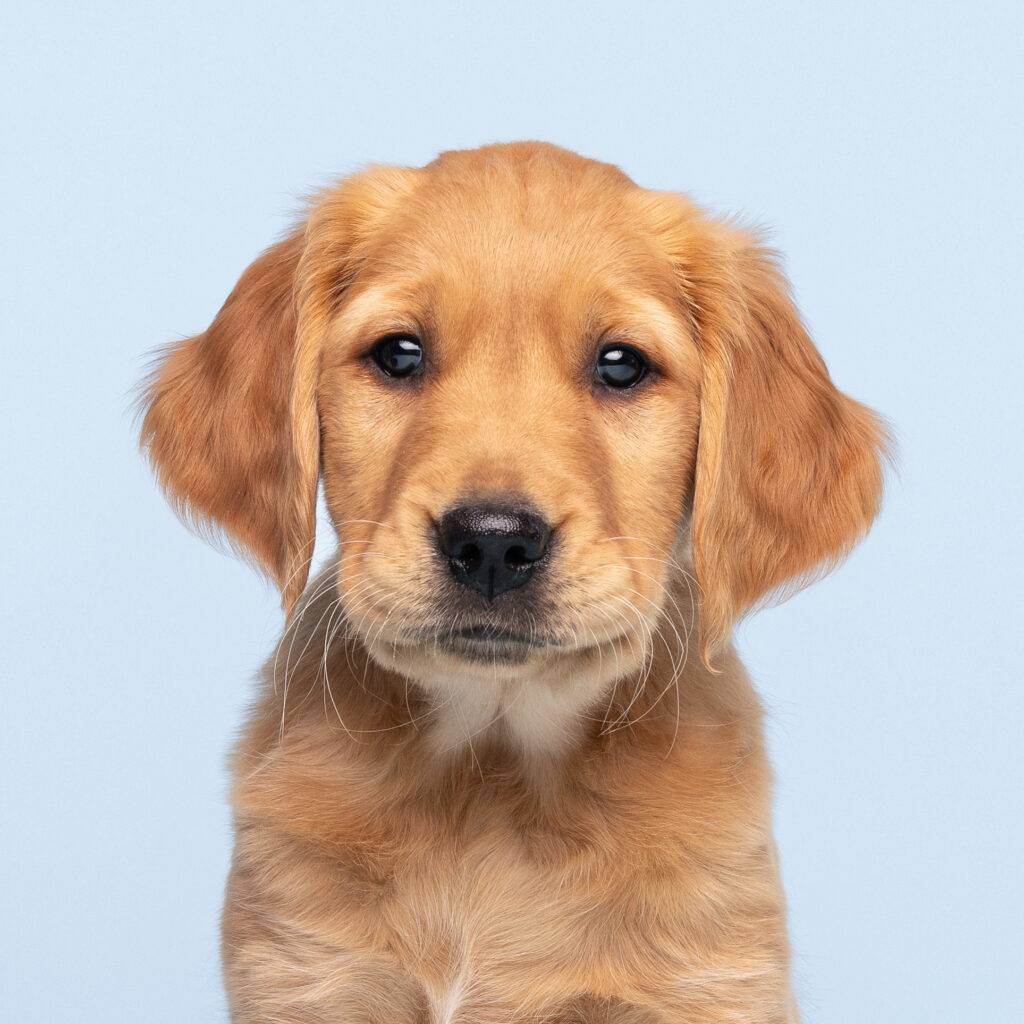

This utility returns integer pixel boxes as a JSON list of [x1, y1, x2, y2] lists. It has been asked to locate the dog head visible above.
[[141, 143, 885, 710]]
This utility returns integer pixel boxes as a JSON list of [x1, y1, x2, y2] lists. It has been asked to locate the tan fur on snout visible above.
[[140, 142, 886, 1023]]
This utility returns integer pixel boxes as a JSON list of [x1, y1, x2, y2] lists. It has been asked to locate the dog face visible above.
[[141, 143, 884, 746], [311, 155, 704, 723]]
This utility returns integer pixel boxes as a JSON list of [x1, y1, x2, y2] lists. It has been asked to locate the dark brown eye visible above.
[[371, 334, 423, 377], [596, 344, 648, 388]]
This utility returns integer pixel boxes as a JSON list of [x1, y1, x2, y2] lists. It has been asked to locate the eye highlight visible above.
[[596, 344, 648, 389], [370, 334, 423, 378]]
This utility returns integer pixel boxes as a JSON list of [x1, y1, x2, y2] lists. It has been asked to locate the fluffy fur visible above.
[[140, 142, 886, 1023]]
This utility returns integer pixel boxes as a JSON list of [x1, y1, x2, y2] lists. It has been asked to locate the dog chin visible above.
[[430, 625, 560, 663], [364, 623, 648, 695], [366, 630, 557, 681], [430, 637, 537, 665]]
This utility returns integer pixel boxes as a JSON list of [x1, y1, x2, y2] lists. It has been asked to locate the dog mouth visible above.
[[412, 623, 559, 663]]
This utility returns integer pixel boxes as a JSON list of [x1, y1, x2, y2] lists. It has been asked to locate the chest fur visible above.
[[231, 714, 779, 1012]]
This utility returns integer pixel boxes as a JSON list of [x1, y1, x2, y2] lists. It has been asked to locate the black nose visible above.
[[437, 505, 552, 601]]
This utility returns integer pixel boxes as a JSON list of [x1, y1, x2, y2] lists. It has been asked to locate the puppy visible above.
[[141, 142, 885, 1023]]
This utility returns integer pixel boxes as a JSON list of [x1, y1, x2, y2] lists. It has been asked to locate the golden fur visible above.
[[140, 142, 885, 1023]]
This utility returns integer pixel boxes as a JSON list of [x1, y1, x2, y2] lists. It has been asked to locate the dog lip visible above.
[[450, 624, 538, 644], [424, 624, 553, 665], [402, 623, 559, 653]]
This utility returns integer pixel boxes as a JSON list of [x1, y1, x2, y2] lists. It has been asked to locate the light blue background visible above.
[[3, 2, 1021, 1021]]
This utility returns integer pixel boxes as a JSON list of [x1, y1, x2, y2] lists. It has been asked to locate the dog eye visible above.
[[596, 345, 648, 388], [371, 334, 423, 377]]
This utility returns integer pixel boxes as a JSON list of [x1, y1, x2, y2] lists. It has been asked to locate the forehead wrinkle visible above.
[[602, 293, 700, 375], [330, 278, 438, 343]]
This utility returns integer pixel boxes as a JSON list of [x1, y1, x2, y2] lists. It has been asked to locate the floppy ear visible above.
[[139, 232, 319, 613], [683, 225, 888, 663]]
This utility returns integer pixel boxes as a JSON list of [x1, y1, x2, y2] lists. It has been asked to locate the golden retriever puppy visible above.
[[141, 142, 885, 1023]]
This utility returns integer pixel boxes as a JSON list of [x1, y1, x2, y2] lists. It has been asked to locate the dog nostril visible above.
[[505, 545, 525, 568], [504, 544, 537, 570], [454, 542, 482, 572]]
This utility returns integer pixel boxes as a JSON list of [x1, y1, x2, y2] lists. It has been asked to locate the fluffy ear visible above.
[[680, 222, 888, 663], [139, 232, 319, 613]]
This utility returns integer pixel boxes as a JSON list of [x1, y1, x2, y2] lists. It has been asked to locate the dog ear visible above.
[[671, 216, 888, 663], [139, 231, 319, 613]]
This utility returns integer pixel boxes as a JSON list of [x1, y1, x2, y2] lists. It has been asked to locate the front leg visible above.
[[222, 867, 429, 1024]]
